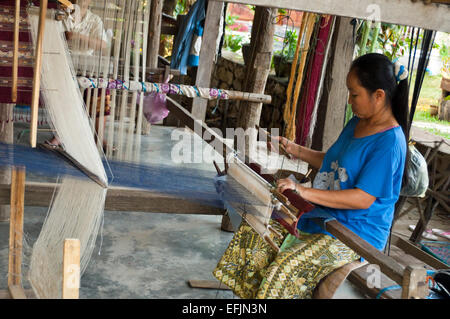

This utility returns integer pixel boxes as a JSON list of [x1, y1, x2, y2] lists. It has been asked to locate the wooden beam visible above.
[[213, 0, 450, 32], [0, 103, 14, 221], [8, 168, 25, 287], [390, 234, 449, 270], [0, 288, 35, 299], [62, 238, 80, 299], [8, 285, 27, 299], [401, 266, 428, 299], [347, 264, 402, 299], [30, 0, 48, 148], [191, 1, 224, 121], [317, 16, 354, 152], [147, 0, 163, 70], [188, 279, 231, 290], [0, 182, 224, 215], [324, 219, 405, 285], [11, 0, 20, 103]]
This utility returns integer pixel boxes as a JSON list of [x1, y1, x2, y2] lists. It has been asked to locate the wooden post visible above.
[[0, 103, 14, 222], [147, 0, 163, 69], [191, 1, 224, 121], [236, 6, 276, 155], [143, 0, 163, 134], [401, 266, 428, 299], [311, 16, 354, 152], [8, 285, 27, 299], [62, 238, 81, 299], [30, 0, 48, 148], [8, 167, 25, 287], [11, 0, 20, 103]]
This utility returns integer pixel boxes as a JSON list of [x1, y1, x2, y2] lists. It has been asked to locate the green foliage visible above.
[[410, 75, 450, 140], [274, 29, 298, 61], [355, 21, 442, 61], [174, 0, 189, 16], [421, 127, 450, 139], [223, 13, 244, 53], [355, 21, 410, 60], [224, 33, 243, 52], [377, 24, 408, 60], [438, 42, 449, 77], [226, 14, 238, 27]]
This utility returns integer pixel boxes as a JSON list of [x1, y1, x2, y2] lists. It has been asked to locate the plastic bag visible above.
[[141, 92, 170, 124], [400, 144, 429, 197]]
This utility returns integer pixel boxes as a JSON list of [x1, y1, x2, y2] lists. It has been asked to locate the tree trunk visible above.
[[237, 7, 276, 157]]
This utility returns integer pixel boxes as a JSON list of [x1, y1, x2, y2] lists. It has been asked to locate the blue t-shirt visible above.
[[297, 116, 407, 250]]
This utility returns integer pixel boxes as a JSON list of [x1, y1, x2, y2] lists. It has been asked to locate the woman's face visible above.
[[346, 70, 385, 119], [77, 0, 91, 12]]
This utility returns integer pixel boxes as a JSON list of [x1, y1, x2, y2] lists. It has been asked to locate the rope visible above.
[[376, 285, 401, 299]]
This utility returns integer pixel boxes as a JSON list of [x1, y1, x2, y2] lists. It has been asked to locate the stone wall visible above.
[[165, 51, 290, 133], [205, 51, 289, 132]]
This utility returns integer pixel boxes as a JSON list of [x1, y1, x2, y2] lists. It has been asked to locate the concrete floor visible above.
[[4, 121, 442, 299]]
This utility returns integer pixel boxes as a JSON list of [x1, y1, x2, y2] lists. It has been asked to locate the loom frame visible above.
[[0, 167, 81, 299], [4, 0, 449, 299], [184, 0, 450, 299]]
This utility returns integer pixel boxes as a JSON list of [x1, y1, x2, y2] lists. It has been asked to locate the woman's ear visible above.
[[374, 89, 386, 106]]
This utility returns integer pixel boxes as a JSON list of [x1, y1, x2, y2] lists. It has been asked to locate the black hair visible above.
[[349, 53, 410, 188]]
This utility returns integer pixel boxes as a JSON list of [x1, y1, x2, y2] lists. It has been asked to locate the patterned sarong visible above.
[[213, 220, 359, 299]]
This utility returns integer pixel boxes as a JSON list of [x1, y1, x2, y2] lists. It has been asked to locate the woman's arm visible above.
[[272, 136, 326, 170], [277, 178, 376, 210], [66, 31, 107, 51]]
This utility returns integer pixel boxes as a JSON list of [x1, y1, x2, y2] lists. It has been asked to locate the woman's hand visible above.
[[277, 178, 298, 194], [269, 136, 298, 158], [65, 31, 74, 41], [269, 136, 326, 170]]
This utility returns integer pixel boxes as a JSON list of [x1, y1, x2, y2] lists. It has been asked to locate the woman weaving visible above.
[[213, 53, 409, 299]]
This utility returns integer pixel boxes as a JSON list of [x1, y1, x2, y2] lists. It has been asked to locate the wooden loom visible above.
[[3, 0, 450, 299], [1, 0, 276, 299], [1, 167, 81, 299], [187, 0, 450, 298]]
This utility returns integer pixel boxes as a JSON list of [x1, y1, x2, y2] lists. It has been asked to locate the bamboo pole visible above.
[[30, 0, 48, 148], [77, 78, 273, 103]]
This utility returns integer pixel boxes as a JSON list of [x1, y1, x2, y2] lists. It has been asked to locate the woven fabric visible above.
[[213, 219, 359, 299], [421, 241, 450, 266], [0, 1, 56, 105]]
